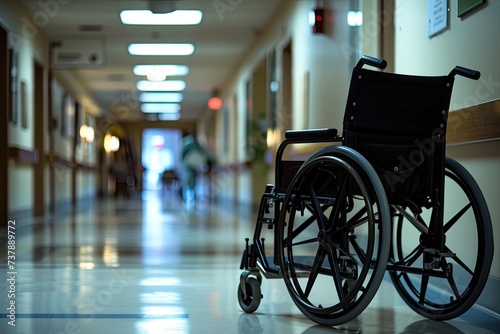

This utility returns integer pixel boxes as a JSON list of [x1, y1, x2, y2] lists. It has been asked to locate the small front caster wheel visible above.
[[237, 277, 262, 313]]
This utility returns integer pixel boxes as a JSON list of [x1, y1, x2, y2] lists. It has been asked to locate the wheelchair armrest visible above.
[[285, 128, 338, 140]]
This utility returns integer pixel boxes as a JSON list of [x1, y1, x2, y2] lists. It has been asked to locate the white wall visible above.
[[394, 0, 500, 278]]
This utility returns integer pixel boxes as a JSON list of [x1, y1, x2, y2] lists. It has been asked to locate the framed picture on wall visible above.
[[76, 102, 84, 143], [20, 81, 28, 129], [302, 71, 310, 129], [61, 92, 76, 138], [223, 107, 229, 153], [427, 0, 448, 37], [458, 0, 486, 17], [8, 48, 19, 125], [245, 79, 252, 157], [268, 48, 277, 130]]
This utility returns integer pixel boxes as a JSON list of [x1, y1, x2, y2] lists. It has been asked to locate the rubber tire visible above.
[[237, 277, 262, 313]]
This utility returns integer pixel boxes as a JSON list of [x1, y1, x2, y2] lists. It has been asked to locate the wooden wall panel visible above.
[[447, 99, 500, 145]]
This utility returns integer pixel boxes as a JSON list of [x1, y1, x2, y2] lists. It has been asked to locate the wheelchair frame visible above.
[[238, 56, 494, 326]]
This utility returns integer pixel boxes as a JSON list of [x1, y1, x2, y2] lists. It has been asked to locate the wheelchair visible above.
[[238, 56, 494, 326]]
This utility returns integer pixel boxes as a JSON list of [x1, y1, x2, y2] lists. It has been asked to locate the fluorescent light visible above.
[[139, 92, 183, 103], [136, 80, 186, 91], [308, 10, 315, 26], [141, 103, 181, 113], [133, 65, 189, 76], [158, 113, 181, 121], [128, 43, 194, 56], [347, 11, 363, 27], [120, 10, 202, 25], [133, 65, 189, 81]]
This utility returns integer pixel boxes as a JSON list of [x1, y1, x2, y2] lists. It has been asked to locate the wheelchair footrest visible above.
[[257, 257, 282, 279]]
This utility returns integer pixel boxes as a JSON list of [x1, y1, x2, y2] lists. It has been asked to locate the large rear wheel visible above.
[[389, 157, 493, 320], [278, 146, 391, 326]]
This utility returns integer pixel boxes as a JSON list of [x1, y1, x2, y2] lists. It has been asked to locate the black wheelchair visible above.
[[238, 56, 494, 326]]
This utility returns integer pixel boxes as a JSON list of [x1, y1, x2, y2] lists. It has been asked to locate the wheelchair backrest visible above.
[[343, 66, 455, 205]]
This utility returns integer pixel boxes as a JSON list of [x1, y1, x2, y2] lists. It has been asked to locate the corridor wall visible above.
[[394, 0, 500, 312], [212, 0, 362, 207], [1, 1, 98, 217], [395, 0, 500, 268], [205, 0, 499, 314]]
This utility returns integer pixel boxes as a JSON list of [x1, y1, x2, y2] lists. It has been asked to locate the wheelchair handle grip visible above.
[[356, 55, 387, 70], [450, 66, 480, 80]]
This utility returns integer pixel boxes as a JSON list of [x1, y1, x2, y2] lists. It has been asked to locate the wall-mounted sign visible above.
[[427, 0, 448, 37], [458, 0, 486, 17]]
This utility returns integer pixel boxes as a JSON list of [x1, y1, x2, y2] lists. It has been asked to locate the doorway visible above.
[[141, 128, 182, 190], [33, 61, 44, 216], [281, 40, 292, 136], [1, 24, 8, 224]]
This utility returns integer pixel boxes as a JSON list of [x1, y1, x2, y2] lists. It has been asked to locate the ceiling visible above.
[[19, 0, 285, 122]]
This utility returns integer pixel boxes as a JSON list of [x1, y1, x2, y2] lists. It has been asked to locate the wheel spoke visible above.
[[336, 241, 363, 269], [304, 247, 327, 297], [289, 237, 318, 247], [326, 170, 349, 232], [397, 272, 420, 297], [444, 245, 474, 276], [399, 245, 424, 267], [289, 203, 328, 241], [334, 206, 369, 234], [348, 236, 366, 265], [418, 275, 429, 305], [444, 203, 472, 233], [304, 173, 328, 230], [326, 249, 346, 302]]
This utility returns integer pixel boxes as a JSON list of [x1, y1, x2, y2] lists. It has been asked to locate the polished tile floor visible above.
[[1, 188, 498, 333]]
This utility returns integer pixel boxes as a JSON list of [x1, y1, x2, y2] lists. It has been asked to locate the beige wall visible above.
[[394, 0, 500, 277]]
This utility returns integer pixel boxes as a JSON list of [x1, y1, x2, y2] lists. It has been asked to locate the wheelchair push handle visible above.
[[356, 55, 387, 70], [449, 66, 481, 80]]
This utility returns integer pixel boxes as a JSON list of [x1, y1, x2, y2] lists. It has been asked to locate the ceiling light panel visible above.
[[139, 92, 184, 103], [128, 43, 194, 56], [133, 65, 189, 76], [141, 103, 181, 113], [158, 113, 181, 121], [120, 10, 203, 25], [136, 80, 186, 91]]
